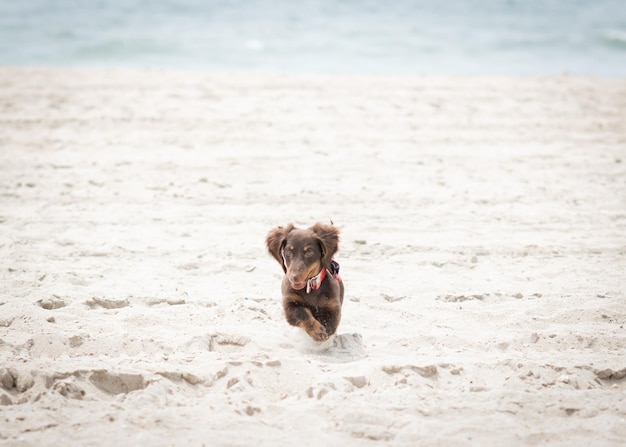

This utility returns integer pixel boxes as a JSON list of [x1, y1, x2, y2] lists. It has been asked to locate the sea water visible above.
[[0, 0, 624, 75]]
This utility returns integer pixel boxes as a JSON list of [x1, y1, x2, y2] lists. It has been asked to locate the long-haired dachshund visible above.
[[266, 223, 344, 342]]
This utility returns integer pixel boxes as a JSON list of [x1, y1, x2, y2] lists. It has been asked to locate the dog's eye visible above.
[[304, 249, 315, 258], [284, 249, 293, 258]]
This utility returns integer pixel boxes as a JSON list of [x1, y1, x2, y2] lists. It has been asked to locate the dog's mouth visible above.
[[290, 280, 306, 290]]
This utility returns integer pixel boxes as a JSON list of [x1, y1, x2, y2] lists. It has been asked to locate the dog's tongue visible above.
[[292, 281, 305, 290]]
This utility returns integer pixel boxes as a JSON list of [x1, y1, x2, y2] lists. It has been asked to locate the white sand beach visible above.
[[0, 67, 625, 446]]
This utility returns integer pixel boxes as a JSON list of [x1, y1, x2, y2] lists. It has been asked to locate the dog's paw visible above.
[[311, 330, 329, 342], [305, 322, 329, 342]]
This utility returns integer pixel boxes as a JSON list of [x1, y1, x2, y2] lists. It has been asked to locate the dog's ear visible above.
[[265, 224, 295, 273], [310, 222, 340, 268]]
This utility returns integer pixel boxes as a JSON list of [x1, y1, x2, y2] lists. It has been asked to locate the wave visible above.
[[602, 29, 626, 49], [2, 0, 626, 75]]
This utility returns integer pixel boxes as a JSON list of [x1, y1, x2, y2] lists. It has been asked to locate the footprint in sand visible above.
[[437, 294, 486, 302], [88, 370, 147, 395], [37, 297, 67, 310], [382, 364, 439, 378], [381, 293, 407, 302], [210, 333, 250, 352], [156, 371, 206, 386], [185, 333, 250, 353], [0, 368, 35, 393], [594, 367, 626, 381], [306, 382, 337, 399], [344, 376, 369, 389], [53, 380, 85, 400], [85, 297, 130, 309]]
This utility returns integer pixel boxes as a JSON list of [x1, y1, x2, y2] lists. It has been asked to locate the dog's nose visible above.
[[290, 273, 301, 283]]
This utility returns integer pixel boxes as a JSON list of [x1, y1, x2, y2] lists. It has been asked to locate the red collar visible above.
[[306, 261, 341, 293], [306, 267, 327, 293]]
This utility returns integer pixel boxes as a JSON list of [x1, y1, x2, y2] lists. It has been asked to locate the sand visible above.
[[0, 67, 625, 446]]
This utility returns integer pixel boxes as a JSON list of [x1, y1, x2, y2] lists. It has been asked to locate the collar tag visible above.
[[305, 261, 341, 294], [306, 267, 327, 293]]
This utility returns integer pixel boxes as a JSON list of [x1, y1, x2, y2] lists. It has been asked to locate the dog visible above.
[[266, 223, 344, 342]]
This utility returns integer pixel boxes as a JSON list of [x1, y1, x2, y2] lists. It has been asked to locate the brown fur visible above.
[[266, 223, 344, 341]]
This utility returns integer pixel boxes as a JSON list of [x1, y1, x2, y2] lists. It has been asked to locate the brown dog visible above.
[[266, 223, 344, 342]]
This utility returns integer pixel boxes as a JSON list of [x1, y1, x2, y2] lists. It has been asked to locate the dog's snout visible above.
[[289, 271, 304, 283], [288, 268, 308, 289]]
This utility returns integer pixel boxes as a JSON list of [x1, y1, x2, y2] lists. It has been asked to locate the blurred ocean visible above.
[[1, 0, 625, 76]]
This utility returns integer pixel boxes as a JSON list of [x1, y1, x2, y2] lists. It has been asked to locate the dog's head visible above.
[[266, 223, 340, 290]]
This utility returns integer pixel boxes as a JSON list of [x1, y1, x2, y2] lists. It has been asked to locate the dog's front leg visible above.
[[283, 300, 328, 342]]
